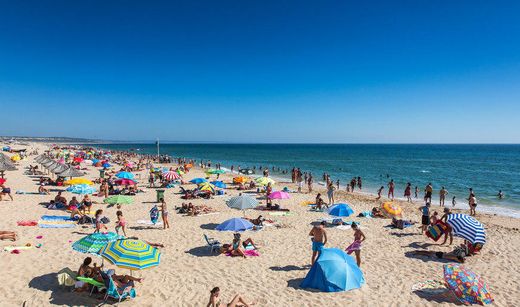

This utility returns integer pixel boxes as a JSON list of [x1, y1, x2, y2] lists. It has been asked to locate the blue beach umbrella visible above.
[[66, 184, 96, 195], [210, 181, 227, 189], [91, 159, 100, 164], [190, 178, 207, 184], [300, 248, 365, 292], [216, 218, 254, 232], [446, 214, 486, 245], [328, 203, 354, 217], [115, 171, 135, 179], [102, 162, 111, 168]]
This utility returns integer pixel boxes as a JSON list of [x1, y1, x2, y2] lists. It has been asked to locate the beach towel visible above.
[[226, 249, 260, 257], [4, 245, 34, 252], [17, 220, 38, 226], [358, 211, 373, 218], [345, 240, 362, 254], [38, 221, 76, 228], [136, 220, 163, 226], [40, 215, 73, 221], [267, 212, 293, 216], [426, 222, 448, 242]]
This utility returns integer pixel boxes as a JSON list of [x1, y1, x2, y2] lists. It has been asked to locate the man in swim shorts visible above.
[[309, 221, 327, 265]]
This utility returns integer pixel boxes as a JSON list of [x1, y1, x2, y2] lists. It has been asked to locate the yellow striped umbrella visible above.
[[255, 177, 275, 186], [381, 202, 403, 218], [100, 239, 160, 270]]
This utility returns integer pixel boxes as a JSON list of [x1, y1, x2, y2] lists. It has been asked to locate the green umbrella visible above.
[[103, 195, 134, 205], [205, 169, 226, 175], [72, 232, 121, 254]]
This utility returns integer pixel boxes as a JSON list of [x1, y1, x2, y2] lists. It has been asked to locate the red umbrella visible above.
[[73, 157, 84, 163], [115, 179, 137, 186]]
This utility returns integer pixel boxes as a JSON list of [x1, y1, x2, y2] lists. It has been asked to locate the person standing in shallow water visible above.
[[387, 179, 395, 200], [404, 182, 412, 202], [439, 186, 448, 207]]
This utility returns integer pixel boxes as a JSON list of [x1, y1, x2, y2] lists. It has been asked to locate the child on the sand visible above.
[[115, 210, 127, 236]]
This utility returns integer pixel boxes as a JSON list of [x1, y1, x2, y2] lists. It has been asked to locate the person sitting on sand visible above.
[[81, 195, 92, 214], [248, 215, 264, 227], [207, 286, 255, 307], [0, 230, 17, 241], [54, 191, 67, 206], [315, 193, 324, 211], [38, 185, 50, 195], [371, 207, 385, 218], [75, 257, 102, 291], [234, 233, 258, 250]]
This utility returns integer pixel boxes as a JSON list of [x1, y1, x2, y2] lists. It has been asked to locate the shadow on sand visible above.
[[269, 265, 309, 272], [185, 246, 221, 258], [200, 223, 219, 230], [28, 273, 102, 306]]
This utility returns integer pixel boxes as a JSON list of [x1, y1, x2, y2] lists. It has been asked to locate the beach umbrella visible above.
[[190, 178, 207, 184], [206, 169, 225, 175], [92, 159, 100, 164], [102, 162, 111, 168], [103, 195, 134, 205], [268, 191, 290, 199], [443, 264, 493, 305], [100, 239, 161, 270], [210, 181, 227, 189], [300, 248, 365, 292], [227, 195, 259, 211], [0, 160, 17, 172], [446, 214, 486, 245], [381, 202, 402, 218], [115, 171, 135, 179], [73, 157, 84, 163], [328, 203, 354, 217], [216, 218, 254, 232], [66, 184, 97, 195], [72, 232, 120, 254], [198, 182, 216, 193], [64, 178, 93, 185], [163, 171, 181, 181], [57, 167, 84, 177], [255, 177, 275, 186], [233, 176, 249, 184], [114, 178, 137, 186], [35, 155, 47, 163], [42, 160, 57, 168]]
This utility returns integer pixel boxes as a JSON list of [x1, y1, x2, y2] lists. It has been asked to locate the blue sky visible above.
[[1, 1, 520, 143]]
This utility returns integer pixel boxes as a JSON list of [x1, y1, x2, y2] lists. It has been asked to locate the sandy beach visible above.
[[1, 142, 519, 307]]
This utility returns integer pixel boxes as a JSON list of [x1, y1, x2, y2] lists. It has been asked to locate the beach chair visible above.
[[56, 267, 77, 288], [76, 276, 106, 296], [204, 234, 221, 254], [101, 272, 136, 303]]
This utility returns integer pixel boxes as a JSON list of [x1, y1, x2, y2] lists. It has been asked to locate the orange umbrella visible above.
[[233, 176, 249, 184]]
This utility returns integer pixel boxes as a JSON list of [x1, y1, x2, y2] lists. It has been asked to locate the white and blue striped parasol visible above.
[[446, 214, 486, 244], [226, 195, 259, 211]]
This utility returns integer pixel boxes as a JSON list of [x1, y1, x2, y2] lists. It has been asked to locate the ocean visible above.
[[96, 143, 520, 217]]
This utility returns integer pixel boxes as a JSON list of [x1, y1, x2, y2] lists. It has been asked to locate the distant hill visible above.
[[0, 136, 105, 144]]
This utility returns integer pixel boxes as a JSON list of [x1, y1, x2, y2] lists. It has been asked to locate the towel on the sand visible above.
[[267, 212, 293, 216], [38, 221, 76, 228], [4, 245, 34, 252], [40, 215, 73, 221], [17, 220, 38, 226], [136, 220, 163, 226], [226, 249, 260, 257]]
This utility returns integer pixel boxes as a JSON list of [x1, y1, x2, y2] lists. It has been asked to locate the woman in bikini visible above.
[[159, 198, 170, 229], [345, 223, 366, 267], [207, 287, 255, 307]]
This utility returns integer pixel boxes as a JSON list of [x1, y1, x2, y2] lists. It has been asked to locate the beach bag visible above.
[[426, 222, 448, 241], [100, 217, 110, 224]]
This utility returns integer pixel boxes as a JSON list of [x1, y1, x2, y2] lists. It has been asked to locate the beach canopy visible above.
[[100, 239, 160, 270], [206, 169, 226, 175], [268, 191, 290, 199], [381, 202, 402, 218], [300, 248, 365, 292], [190, 178, 207, 184], [446, 214, 486, 245], [227, 195, 259, 211], [64, 178, 93, 185], [72, 232, 120, 254], [443, 264, 493, 305], [328, 203, 354, 217], [210, 181, 227, 189], [0, 160, 17, 172], [57, 167, 84, 177], [103, 195, 134, 205], [35, 155, 48, 163], [216, 218, 254, 232], [163, 171, 181, 181], [115, 171, 135, 179], [255, 177, 275, 186], [66, 184, 96, 195]]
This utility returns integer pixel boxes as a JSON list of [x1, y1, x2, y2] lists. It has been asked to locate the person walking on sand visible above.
[[387, 179, 395, 200], [376, 186, 384, 200], [159, 198, 170, 229], [309, 221, 327, 265], [439, 186, 448, 207], [345, 223, 366, 267], [326, 181, 335, 205], [404, 182, 412, 202], [469, 193, 477, 216], [115, 210, 127, 237]]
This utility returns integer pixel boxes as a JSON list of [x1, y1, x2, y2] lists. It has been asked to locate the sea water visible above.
[[97, 144, 520, 217]]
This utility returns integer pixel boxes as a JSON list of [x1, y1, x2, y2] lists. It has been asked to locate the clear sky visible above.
[[1, 1, 520, 143]]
